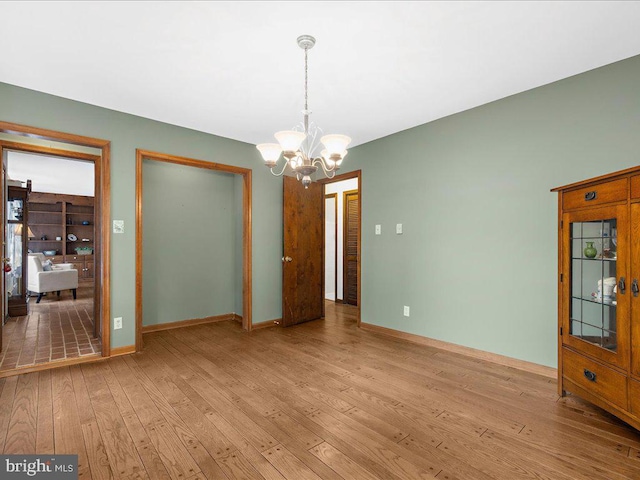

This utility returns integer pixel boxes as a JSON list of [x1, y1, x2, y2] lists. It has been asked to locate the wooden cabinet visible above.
[[554, 168, 640, 430], [65, 254, 94, 281], [27, 192, 94, 284]]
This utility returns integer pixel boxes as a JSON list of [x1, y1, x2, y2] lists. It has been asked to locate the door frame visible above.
[[324, 193, 338, 302], [135, 149, 252, 352], [0, 121, 112, 357], [319, 170, 361, 325]]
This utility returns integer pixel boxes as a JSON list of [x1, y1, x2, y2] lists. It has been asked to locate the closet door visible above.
[[343, 190, 359, 306]]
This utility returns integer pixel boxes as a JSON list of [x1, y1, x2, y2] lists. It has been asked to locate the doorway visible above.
[[324, 193, 338, 302], [0, 121, 111, 375], [1, 150, 99, 372], [135, 150, 252, 352], [321, 171, 361, 322], [281, 170, 361, 327]]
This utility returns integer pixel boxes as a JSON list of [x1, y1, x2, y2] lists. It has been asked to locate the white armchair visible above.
[[27, 253, 78, 303]]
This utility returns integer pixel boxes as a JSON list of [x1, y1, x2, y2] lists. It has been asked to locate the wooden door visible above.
[[282, 175, 324, 326], [343, 190, 359, 306]]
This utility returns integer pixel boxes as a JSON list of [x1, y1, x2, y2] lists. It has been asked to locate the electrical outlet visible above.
[[396, 223, 403, 234], [114, 317, 123, 330], [375, 224, 381, 235], [403, 306, 410, 317]]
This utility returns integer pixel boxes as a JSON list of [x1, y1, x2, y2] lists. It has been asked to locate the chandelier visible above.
[[256, 35, 351, 188]]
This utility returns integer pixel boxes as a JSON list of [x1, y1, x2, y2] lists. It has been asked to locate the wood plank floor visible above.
[[1, 301, 640, 479]]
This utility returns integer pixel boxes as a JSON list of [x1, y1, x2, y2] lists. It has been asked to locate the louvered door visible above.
[[343, 190, 359, 306]]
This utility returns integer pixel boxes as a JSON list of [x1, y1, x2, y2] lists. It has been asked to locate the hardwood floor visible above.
[[0, 287, 100, 372], [1, 301, 639, 479]]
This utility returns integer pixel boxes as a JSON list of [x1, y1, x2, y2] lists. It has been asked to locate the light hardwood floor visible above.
[[1, 301, 639, 479]]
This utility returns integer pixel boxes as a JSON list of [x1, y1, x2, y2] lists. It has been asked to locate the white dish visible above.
[[67, 234, 77, 241]]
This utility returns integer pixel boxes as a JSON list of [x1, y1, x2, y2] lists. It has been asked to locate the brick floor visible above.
[[0, 287, 100, 371]]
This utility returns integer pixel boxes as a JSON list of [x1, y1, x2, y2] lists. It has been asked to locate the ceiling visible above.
[[7, 152, 95, 197], [1, 2, 640, 148]]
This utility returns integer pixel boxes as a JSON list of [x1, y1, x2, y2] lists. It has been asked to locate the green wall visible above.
[[3, 53, 639, 366], [142, 160, 240, 326], [0, 81, 283, 348], [344, 55, 640, 368]]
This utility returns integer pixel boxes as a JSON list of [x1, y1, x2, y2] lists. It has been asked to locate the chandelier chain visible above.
[[304, 47, 309, 114]]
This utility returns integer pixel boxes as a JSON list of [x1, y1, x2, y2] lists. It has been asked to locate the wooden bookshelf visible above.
[[27, 192, 95, 283]]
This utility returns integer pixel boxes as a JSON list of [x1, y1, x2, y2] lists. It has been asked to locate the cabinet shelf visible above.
[[571, 236, 617, 240], [572, 295, 617, 306], [571, 256, 617, 262], [28, 239, 62, 243]]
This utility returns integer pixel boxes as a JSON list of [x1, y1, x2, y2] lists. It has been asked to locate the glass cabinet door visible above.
[[564, 205, 629, 368], [570, 219, 617, 350], [5, 186, 29, 318], [7, 187, 25, 299], [5, 222, 23, 297]]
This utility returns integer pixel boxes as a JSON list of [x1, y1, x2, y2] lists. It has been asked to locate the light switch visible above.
[[396, 223, 403, 234], [375, 225, 381, 235], [113, 220, 124, 234]]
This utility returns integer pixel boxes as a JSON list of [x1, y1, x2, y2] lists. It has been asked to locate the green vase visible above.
[[584, 241, 597, 259]]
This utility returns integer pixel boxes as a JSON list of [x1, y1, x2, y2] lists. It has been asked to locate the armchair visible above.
[[27, 253, 78, 303]]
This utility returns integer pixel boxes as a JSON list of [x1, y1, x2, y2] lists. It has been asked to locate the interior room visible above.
[[0, 151, 100, 371], [1, 2, 640, 479]]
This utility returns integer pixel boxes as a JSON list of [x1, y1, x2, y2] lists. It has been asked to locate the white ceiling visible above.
[[7, 152, 95, 197], [1, 2, 640, 148]]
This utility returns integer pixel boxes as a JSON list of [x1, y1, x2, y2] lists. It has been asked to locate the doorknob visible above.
[[282, 256, 293, 263]]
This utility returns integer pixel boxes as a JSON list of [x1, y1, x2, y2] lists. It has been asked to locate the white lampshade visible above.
[[275, 131, 306, 152], [256, 143, 282, 165], [320, 134, 351, 155], [321, 149, 348, 167]]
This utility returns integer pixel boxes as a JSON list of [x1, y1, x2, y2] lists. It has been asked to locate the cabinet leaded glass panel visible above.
[[570, 219, 617, 351]]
